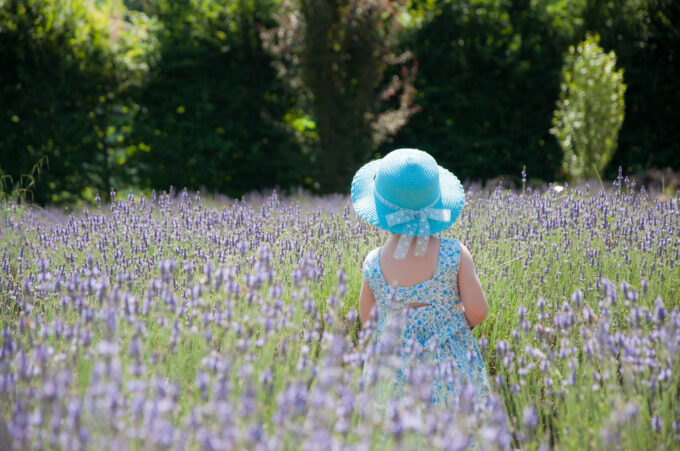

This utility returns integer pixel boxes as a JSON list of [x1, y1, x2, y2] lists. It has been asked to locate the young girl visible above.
[[352, 148, 491, 411]]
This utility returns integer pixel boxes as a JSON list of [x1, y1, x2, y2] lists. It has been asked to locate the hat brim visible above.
[[351, 159, 465, 236]]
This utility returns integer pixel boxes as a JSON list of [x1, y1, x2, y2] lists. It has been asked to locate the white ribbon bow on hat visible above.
[[375, 191, 451, 259]]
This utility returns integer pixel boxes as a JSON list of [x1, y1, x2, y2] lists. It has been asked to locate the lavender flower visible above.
[[1, 182, 677, 450]]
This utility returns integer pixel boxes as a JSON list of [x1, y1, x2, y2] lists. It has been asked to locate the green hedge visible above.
[[382, 0, 680, 182], [591, 0, 680, 175], [1, 0, 678, 204], [0, 0, 148, 204], [0, 0, 300, 204], [127, 0, 301, 196], [380, 0, 565, 181]]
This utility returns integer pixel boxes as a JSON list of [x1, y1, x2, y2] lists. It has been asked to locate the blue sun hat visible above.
[[351, 148, 464, 259]]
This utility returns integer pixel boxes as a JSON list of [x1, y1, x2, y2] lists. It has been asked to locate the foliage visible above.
[[551, 34, 626, 181], [587, 0, 680, 174], [261, 0, 419, 193], [0, 156, 47, 204], [1, 0, 680, 204], [127, 0, 302, 197], [0, 0, 155, 204], [384, 0, 567, 181], [386, 0, 679, 183]]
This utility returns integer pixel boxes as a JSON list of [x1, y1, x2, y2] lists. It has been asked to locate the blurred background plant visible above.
[[1, 0, 679, 204], [126, 0, 302, 198], [551, 33, 626, 182], [0, 155, 46, 205], [0, 0, 155, 205], [260, 0, 419, 193]]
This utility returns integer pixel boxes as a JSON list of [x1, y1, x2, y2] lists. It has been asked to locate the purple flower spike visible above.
[[654, 297, 667, 324], [523, 405, 538, 430]]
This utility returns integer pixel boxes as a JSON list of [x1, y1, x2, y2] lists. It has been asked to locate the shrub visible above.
[[127, 0, 301, 197], [551, 34, 626, 182], [592, 0, 680, 175], [0, 0, 154, 204], [260, 0, 418, 193], [383, 0, 566, 182]]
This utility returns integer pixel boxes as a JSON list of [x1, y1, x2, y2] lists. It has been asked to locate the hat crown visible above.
[[375, 149, 440, 210]]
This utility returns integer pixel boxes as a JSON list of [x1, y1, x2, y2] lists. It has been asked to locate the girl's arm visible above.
[[458, 243, 488, 327], [359, 279, 377, 326]]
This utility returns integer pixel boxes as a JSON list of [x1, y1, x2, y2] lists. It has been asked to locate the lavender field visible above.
[[1, 181, 679, 450]]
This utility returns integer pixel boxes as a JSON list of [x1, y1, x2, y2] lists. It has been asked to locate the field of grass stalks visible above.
[[1, 180, 678, 450]]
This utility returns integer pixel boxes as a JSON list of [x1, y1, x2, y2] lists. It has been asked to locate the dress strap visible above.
[[438, 238, 461, 280], [362, 248, 382, 295]]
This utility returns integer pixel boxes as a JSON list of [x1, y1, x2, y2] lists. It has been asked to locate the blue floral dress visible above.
[[362, 238, 491, 411]]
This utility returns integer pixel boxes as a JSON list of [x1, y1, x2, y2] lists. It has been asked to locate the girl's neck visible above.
[[383, 234, 440, 257], [380, 234, 441, 286]]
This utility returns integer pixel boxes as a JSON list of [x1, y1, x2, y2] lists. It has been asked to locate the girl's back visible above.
[[365, 237, 466, 338], [361, 236, 490, 408]]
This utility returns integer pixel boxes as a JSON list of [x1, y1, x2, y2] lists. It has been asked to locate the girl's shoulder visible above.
[[361, 247, 384, 288], [361, 247, 381, 273], [362, 246, 381, 262]]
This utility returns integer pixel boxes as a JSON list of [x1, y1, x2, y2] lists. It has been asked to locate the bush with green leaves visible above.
[[128, 0, 302, 197], [551, 34, 626, 182], [2, 0, 679, 204], [384, 0, 567, 182], [260, 0, 419, 193], [0, 0, 155, 204], [388, 0, 679, 183]]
